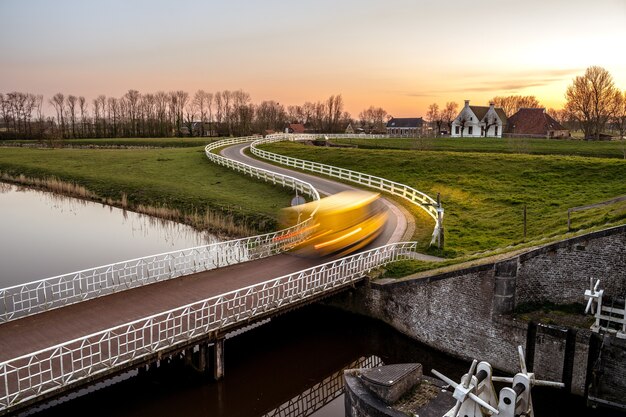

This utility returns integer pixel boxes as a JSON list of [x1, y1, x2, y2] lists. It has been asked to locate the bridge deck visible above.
[[0, 254, 319, 363]]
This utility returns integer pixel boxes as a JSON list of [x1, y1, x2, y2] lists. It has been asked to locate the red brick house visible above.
[[506, 108, 569, 138]]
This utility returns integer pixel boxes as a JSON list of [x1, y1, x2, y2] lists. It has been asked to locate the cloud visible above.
[[402, 68, 583, 97]]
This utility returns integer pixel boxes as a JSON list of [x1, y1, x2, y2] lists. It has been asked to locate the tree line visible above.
[[425, 66, 625, 139], [0, 90, 365, 140]]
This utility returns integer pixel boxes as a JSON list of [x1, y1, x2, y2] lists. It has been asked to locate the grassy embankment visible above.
[[0, 145, 295, 236], [331, 137, 626, 159], [258, 141, 626, 267]]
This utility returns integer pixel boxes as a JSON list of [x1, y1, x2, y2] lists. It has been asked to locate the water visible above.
[[1, 184, 618, 417], [0, 183, 219, 287]]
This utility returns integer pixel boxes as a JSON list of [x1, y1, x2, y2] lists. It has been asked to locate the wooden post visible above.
[[214, 339, 224, 380], [523, 204, 527, 240], [567, 209, 571, 231], [198, 344, 207, 372]]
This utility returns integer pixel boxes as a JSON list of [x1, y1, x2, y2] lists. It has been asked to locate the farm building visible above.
[[505, 108, 569, 138], [451, 100, 507, 138], [386, 117, 426, 137]]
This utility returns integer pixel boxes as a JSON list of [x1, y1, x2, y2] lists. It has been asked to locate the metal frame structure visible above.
[[250, 133, 444, 245], [0, 242, 417, 413]]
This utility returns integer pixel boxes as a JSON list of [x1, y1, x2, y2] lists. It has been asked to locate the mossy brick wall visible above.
[[330, 224, 626, 400], [515, 225, 626, 305]]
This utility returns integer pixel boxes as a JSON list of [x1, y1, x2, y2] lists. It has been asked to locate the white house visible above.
[[451, 100, 507, 138]]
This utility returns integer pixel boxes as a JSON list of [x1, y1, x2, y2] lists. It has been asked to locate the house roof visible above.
[[386, 118, 424, 128], [289, 123, 306, 134], [506, 108, 567, 135], [469, 106, 507, 124]]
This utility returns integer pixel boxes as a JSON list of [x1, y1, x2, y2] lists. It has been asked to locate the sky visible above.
[[1, 0, 625, 117]]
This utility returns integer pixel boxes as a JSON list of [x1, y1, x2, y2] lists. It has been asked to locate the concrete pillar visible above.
[[493, 259, 518, 315], [214, 339, 225, 380]]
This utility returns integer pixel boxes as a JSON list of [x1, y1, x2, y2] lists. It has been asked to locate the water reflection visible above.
[[0, 183, 221, 288]]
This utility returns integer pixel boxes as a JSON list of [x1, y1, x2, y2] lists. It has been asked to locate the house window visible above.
[[495, 126, 498, 136], [455, 126, 460, 135], [468, 126, 473, 135]]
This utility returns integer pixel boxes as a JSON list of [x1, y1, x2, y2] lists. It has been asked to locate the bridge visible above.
[[0, 134, 443, 415]]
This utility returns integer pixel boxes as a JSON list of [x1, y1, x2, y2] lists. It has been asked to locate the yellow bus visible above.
[[278, 190, 388, 257]]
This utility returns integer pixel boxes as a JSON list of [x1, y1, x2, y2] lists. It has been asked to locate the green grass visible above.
[[0, 137, 215, 148], [331, 137, 626, 159], [258, 142, 626, 257], [0, 146, 295, 234]]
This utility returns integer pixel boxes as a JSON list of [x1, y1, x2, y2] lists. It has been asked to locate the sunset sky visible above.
[[1, 0, 625, 117]]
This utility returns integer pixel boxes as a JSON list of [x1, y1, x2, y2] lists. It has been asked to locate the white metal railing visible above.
[[0, 137, 321, 324], [204, 136, 320, 203], [262, 355, 383, 417], [585, 279, 626, 339], [0, 242, 417, 413], [250, 133, 443, 244]]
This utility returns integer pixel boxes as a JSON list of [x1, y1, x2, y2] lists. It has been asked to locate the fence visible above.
[[0, 242, 417, 413], [0, 137, 321, 324], [250, 133, 443, 245], [567, 195, 626, 231]]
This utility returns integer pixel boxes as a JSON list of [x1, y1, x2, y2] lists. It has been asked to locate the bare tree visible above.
[[256, 100, 286, 133], [441, 102, 459, 134], [66, 95, 77, 138], [612, 91, 626, 139], [565, 66, 620, 140], [491, 95, 541, 117], [426, 103, 442, 137], [359, 106, 388, 133], [49, 93, 65, 138], [106, 97, 119, 137], [78, 96, 88, 137]]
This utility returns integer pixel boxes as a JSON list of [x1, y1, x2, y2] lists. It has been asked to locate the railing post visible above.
[[437, 193, 445, 249]]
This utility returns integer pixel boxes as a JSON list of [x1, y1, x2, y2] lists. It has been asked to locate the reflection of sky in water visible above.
[[0, 183, 220, 287]]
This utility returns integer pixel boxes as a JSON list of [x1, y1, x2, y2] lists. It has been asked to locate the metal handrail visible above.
[[0, 242, 417, 412], [250, 133, 443, 243], [0, 137, 321, 324]]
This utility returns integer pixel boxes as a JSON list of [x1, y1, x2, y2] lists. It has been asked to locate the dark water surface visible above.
[[0, 183, 219, 287], [21, 304, 618, 417]]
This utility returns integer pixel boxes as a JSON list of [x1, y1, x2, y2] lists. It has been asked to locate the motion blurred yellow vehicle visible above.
[[278, 190, 388, 257]]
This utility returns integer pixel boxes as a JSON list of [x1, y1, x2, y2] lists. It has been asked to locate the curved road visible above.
[[221, 143, 411, 247]]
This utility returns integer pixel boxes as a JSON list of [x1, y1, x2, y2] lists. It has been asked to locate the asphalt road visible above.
[[220, 142, 409, 247]]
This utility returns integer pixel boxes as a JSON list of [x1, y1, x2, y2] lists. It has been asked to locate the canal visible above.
[[1, 184, 618, 417]]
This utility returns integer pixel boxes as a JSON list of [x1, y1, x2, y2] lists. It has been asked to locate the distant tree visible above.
[[78, 96, 87, 137], [613, 91, 626, 139], [441, 102, 458, 134], [66, 95, 77, 138], [426, 103, 443, 137], [358, 106, 388, 133], [565, 66, 621, 140], [49, 93, 65, 138], [256, 100, 286, 133], [491, 95, 541, 117]]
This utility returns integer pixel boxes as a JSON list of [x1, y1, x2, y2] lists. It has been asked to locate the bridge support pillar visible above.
[[197, 344, 207, 372], [214, 338, 225, 380]]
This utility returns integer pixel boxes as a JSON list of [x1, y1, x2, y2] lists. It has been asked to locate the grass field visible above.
[[258, 141, 626, 257], [331, 137, 626, 159], [0, 146, 294, 235]]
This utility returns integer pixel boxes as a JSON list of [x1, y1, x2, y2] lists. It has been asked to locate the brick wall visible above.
[[330, 224, 626, 401]]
